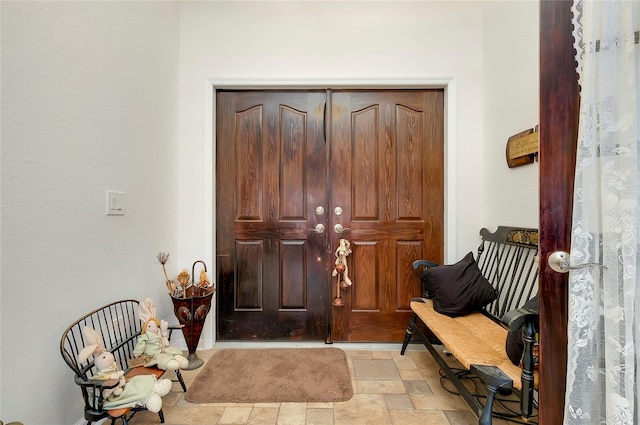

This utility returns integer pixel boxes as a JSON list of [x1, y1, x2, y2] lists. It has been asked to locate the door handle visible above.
[[309, 224, 325, 234], [333, 224, 350, 234], [323, 102, 327, 143], [548, 251, 607, 273]]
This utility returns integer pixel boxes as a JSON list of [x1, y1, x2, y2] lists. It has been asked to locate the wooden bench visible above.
[[60, 299, 187, 424], [400, 226, 539, 425]]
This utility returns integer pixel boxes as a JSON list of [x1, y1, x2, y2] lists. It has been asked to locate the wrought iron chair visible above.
[[60, 299, 186, 424]]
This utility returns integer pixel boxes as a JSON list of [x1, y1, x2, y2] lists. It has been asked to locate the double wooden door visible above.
[[216, 89, 444, 341]]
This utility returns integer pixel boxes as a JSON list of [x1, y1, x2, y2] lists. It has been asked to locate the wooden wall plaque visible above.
[[506, 126, 539, 168]]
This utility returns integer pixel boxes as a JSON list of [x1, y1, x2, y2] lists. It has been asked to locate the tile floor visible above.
[[127, 344, 520, 425]]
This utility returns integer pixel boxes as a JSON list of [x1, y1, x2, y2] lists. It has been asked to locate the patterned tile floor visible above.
[[128, 344, 518, 425]]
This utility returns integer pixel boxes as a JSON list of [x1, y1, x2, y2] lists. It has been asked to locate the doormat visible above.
[[184, 347, 353, 403]]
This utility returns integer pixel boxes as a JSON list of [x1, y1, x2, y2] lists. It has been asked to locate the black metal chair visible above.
[[60, 299, 186, 424]]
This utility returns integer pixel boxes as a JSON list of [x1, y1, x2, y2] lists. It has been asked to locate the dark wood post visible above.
[[539, 1, 579, 424]]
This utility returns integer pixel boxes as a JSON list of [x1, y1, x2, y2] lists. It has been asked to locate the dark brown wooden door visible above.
[[329, 90, 444, 341], [539, 1, 577, 423], [216, 91, 329, 340], [216, 89, 444, 341]]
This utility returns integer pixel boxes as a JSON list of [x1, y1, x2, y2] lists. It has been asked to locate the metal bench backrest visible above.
[[476, 226, 539, 320], [60, 299, 142, 382]]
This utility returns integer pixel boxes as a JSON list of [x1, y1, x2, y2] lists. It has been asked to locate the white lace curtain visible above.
[[566, 1, 640, 424]]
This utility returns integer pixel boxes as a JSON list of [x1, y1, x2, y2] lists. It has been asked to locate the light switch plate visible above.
[[106, 191, 125, 216]]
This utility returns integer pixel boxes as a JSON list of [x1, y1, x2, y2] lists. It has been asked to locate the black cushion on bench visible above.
[[420, 251, 498, 317]]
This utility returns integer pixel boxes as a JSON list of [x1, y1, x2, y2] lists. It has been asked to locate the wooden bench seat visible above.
[[401, 226, 539, 425], [409, 299, 538, 391]]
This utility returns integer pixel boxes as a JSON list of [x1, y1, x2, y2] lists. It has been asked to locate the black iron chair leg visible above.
[[471, 364, 513, 425], [400, 315, 417, 355], [175, 369, 187, 392], [479, 387, 498, 425], [401, 299, 426, 356]]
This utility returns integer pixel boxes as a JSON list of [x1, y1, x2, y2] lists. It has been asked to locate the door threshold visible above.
[[212, 341, 426, 351]]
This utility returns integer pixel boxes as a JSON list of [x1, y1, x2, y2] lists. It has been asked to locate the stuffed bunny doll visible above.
[[133, 297, 189, 370], [79, 326, 172, 413], [79, 326, 126, 399]]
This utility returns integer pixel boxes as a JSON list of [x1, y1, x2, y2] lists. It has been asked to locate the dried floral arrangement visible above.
[[157, 252, 214, 298]]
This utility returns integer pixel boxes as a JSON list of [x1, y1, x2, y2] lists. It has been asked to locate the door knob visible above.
[[548, 251, 607, 273], [315, 206, 325, 215], [309, 224, 325, 234], [333, 224, 350, 234]]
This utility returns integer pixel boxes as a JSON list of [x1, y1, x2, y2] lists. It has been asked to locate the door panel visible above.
[[217, 89, 444, 342], [329, 90, 444, 341], [539, 1, 577, 423], [216, 91, 329, 340]]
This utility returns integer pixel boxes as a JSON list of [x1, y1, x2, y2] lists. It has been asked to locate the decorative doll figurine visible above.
[[80, 326, 172, 413], [133, 297, 189, 371]]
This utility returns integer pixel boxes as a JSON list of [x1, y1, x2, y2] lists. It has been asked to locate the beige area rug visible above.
[[184, 347, 353, 403]]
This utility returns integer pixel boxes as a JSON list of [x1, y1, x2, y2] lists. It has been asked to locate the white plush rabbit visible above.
[[79, 326, 126, 399], [78, 326, 172, 413]]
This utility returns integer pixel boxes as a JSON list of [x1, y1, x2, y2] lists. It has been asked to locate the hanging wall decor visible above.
[[506, 126, 539, 168]]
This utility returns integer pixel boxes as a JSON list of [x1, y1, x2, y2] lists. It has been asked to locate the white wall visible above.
[[177, 0, 485, 266], [177, 0, 539, 345], [177, 1, 539, 269], [483, 1, 540, 230], [0, 1, 539, 423], [0, 2, 180, 423]]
